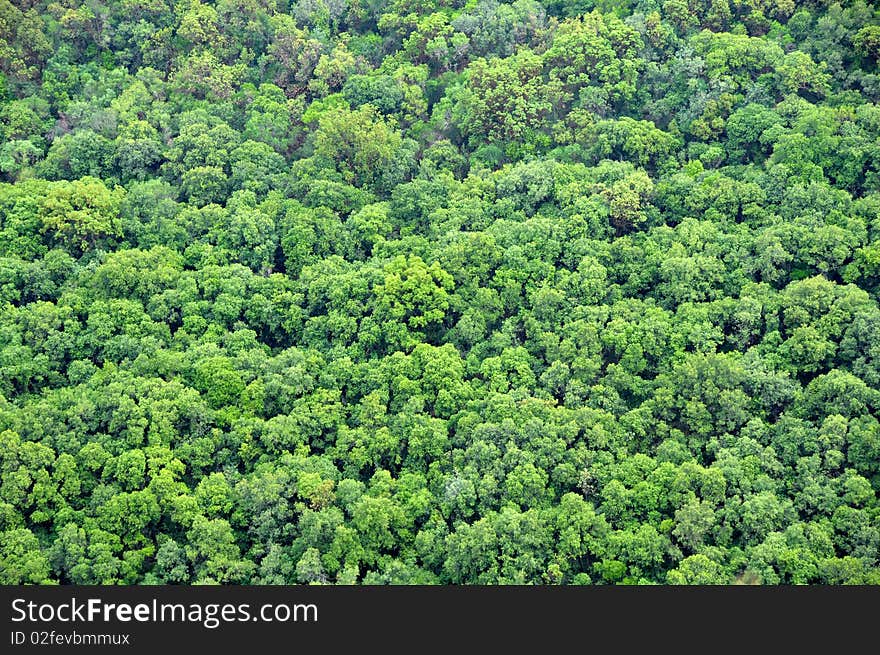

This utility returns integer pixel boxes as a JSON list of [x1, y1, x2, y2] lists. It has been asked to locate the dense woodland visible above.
[[1, 0, 879, 585]]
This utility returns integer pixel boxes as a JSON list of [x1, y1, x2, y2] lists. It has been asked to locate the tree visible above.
[[0, 528, 52, 584], [544, 12, 643, 110], [374, 255, 454, 350], [0, 1, 51, 85], [580, 117, 680, 170], [601, 169, 654, 233], [667, 554, 731, 584], [311, 104, 417, 194], [191, 356, 245, 409], [673, 498, 716, 553], [186, 516, 255, 583], [267, 15, 323, 96], [2, 0, 880, 590], [454, 50, 562, 149], [172, 51, 245, 101], [0, 139, 41, 180], [38, 177, 124, 253]]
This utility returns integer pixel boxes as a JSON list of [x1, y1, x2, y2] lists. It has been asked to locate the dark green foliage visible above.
[[0, 0, 879, 586]]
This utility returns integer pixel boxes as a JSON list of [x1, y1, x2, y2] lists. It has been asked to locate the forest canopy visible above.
[[1, 0, 880, 585]]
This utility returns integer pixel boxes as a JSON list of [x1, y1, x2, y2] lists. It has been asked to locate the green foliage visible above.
[[37, 177, 124, 253], [0, 0, 879, 587], [311, 104, 417, 194]]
